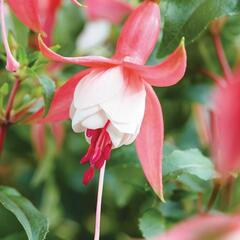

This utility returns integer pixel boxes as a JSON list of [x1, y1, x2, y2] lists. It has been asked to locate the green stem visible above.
[[206, 181, 221, 212]]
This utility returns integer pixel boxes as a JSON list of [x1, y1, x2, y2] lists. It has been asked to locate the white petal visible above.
[[71, 105, 100, 124], [76, 20, 111, 52], [101, 73, 146, 129], [74, 67, 127, 109], [72, 122, 85, 133], [110, 121, 138, 134], [107, 124, 124, 148], [81, 110, 108, 129]]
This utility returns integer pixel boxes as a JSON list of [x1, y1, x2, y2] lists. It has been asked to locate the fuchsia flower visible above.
[[199, 60, 240, 178], [36, 0, 186, 238], [211, 75, 240, 177], [7, 0, 61, 45], [38, 0, 186, 198], [0, 0, 61, 72], [154, 214, 240, 240]]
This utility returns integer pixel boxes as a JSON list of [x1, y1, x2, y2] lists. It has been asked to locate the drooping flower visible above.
[[211, 78, 240, 177], [196, 54, 240, 178], [36, 0, 186, 238], [0, 0, 62, 72], [38, 0, 186, 198], [154, 214, 240, 240], [7, 0, 62, 45]]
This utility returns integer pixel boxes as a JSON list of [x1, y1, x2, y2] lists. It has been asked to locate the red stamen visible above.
[[82, 166, 95, 185], [80, 120, 112, 185]]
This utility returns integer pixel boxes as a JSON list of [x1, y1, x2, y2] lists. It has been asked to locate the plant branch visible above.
[[211, 33, 232, 81], [5, 79, 20, 121], [206, 180, 221, 212], [0, 79, 20, 154]]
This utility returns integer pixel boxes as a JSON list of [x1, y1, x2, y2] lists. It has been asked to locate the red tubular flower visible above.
[[200, 60, 240, 178], [7, 0, 61, 45], [0, 0, 62, 72], [154, 214, 240, 240], [211, 79, 240, 177], [38, 0, 187, 200]]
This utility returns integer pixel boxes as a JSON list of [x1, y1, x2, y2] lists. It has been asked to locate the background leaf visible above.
[[0, 186, 48, 240], [139, 210, 165, 239], [163, 149, 217, 181], [37, 75, 56, 114], [158, 0, 240, 57]]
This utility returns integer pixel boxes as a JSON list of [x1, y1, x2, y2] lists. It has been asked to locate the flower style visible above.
[[38, 0, 186, 199], [0, 0, 61, 72]]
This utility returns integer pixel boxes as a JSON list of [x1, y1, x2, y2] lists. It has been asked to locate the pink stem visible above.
[[0, 79, 20, 154], [211, 33, 232, 81], [200, 69, 225, 86], [94, 161, 106, 240], [5, 79, 20, 120], [0, 0, 20, 72]]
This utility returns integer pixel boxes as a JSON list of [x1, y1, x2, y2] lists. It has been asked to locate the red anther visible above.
[[102, 143, 112, 161], [86, 129, 95, 138], [80, 154, 90, 164], [82, 166, 95, 185], [91, 147, 102, 164]]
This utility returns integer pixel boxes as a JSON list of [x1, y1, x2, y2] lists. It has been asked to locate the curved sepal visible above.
[[136, 84, 164, 201], [114, 0, 160, 65], [124, 39, 187, 87], [38, 35, 119, 67]]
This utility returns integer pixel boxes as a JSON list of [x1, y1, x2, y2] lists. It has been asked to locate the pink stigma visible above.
[[81, 120, 112, 185]]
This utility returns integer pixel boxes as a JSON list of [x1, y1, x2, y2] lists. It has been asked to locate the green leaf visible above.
[[0, 83, 9, 112], [37, 75, 56, 114], [163, 149, 217, 181], [0, 83, 9, 96], [139, 210, 165, 238], [159, 0, 240, 57], [0, 186, 48, 240]]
